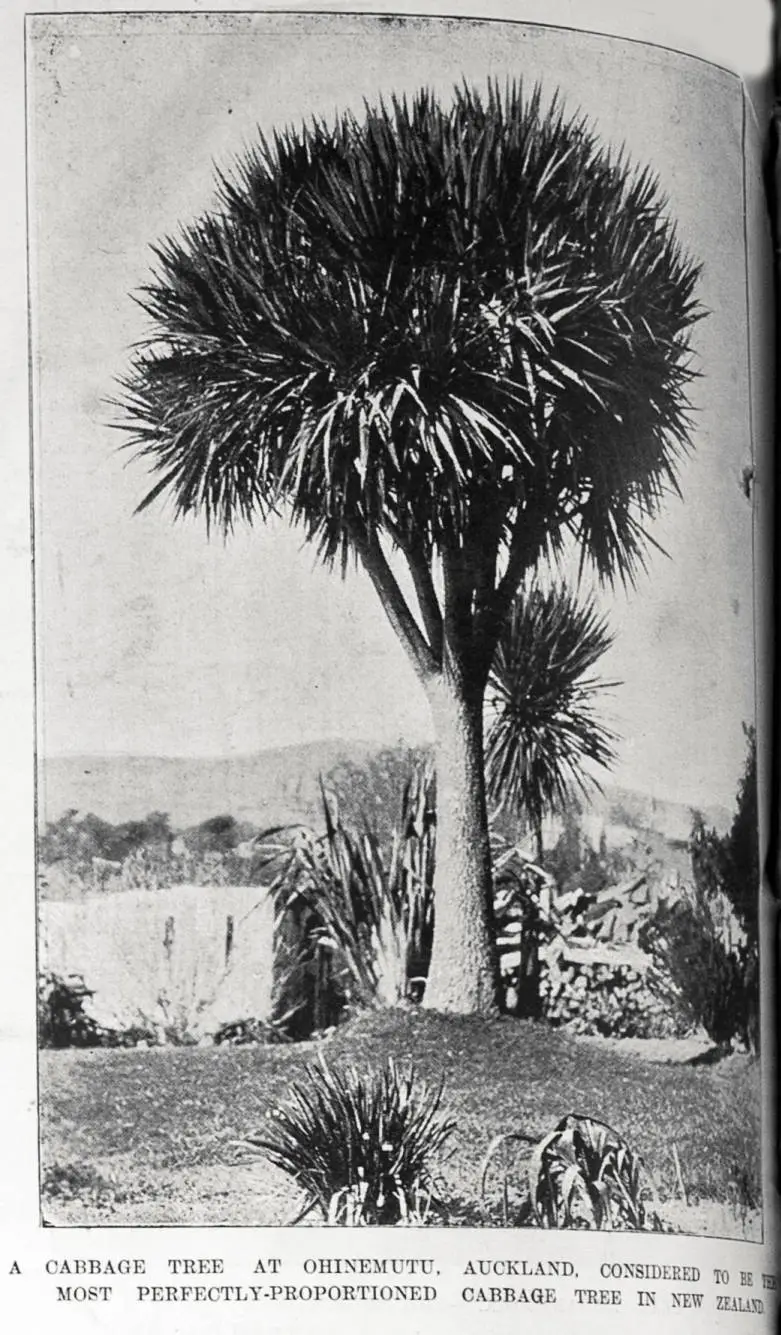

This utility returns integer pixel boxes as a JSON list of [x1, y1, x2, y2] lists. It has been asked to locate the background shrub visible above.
[[38, 971, 155, 1049], [323, 744, 433, 849], [38, 971, 106, 1048], [638, 889, 753, 1049], [41, 1161, 129, 1211]]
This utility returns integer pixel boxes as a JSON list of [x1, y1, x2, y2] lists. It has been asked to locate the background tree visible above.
[[39, 809, 172, 874], [485, 581, 617, 861], [689, 727, 759, 944], [687, 725, 759, 1049], [721, 723, 759, 945], [118, 83, 701, 1014], [324, 743, 432, 849], [183, 813, 243, 857]]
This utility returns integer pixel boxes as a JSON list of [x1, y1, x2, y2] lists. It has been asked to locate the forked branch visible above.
[[355, 533, 438, 684]]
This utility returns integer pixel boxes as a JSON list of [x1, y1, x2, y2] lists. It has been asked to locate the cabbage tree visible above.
[[486, 582, 618, 861], [118, 83, 701, 1014]]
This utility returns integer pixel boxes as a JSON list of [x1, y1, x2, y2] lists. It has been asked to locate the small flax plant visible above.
[[243, 1056, 454, 1225], [268, 765, 435, 1012], [482, 1113, 660, 1230]]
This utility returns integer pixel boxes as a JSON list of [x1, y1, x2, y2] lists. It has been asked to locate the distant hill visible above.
[[38, 740, 379, 831], [38, 742, 732, 841], [586, 784, 731, 843]]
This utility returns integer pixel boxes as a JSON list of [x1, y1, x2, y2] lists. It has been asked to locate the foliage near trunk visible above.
[[270, 769, 435, 1016], [486, 582, 617, 849]]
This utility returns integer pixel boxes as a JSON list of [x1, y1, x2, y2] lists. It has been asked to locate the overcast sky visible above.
[[27, 12, 760, 810]]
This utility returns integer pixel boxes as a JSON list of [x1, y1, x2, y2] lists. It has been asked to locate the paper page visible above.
[[3, 3, 777, 1331]]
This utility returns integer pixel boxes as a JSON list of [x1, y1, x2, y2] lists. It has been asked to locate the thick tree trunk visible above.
[[423, 676, 501, 1015]]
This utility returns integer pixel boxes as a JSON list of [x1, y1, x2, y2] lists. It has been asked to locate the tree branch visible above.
[[465, 493, 505, 625], [404, 547, 443, 666], [476, 505, 545, 675], [355, 533, 438, 685]]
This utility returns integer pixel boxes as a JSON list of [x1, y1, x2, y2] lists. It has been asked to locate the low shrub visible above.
[[213, 1016, 293, 1046], [243, 1056, 454, 1225], [38, 971, 156, 1049], [41, 1161, 130, 1211], [38, 972, 105, 1049], [529, 1114, 660, 1229], [481, 1113, 661, 1230]]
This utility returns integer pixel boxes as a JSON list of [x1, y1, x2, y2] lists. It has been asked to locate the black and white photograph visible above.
[[28, 10, 767, 1241]]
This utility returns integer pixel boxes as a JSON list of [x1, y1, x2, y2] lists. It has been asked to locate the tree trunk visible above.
[[534, 818, 544, 865], [423, 675, 501, 1015]]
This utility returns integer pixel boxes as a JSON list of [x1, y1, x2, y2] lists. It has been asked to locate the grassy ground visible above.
[[39, 1009, 761, 1235]]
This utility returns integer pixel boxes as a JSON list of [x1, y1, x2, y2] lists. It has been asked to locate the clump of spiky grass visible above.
[[244, 1056, 454, 1225], [268, 765, 435, 1013]]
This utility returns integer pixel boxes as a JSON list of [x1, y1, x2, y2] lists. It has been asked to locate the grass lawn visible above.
[[38, 1009, 761, 1235]]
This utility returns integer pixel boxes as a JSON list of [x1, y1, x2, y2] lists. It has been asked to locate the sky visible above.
[[27, 11, 764, 811]]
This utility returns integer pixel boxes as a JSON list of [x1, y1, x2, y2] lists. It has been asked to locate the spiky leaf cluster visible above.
[[118, 81, 701, 582], [485, 581, 618, 829], [244, 1056, 454, 1224], [529, 1113, 656, 1229], [269, 772, 435, 1009]]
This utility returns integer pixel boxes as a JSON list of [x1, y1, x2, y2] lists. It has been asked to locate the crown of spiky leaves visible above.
[[118, 81, 702, 584], [486, 580, 618, 826]]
